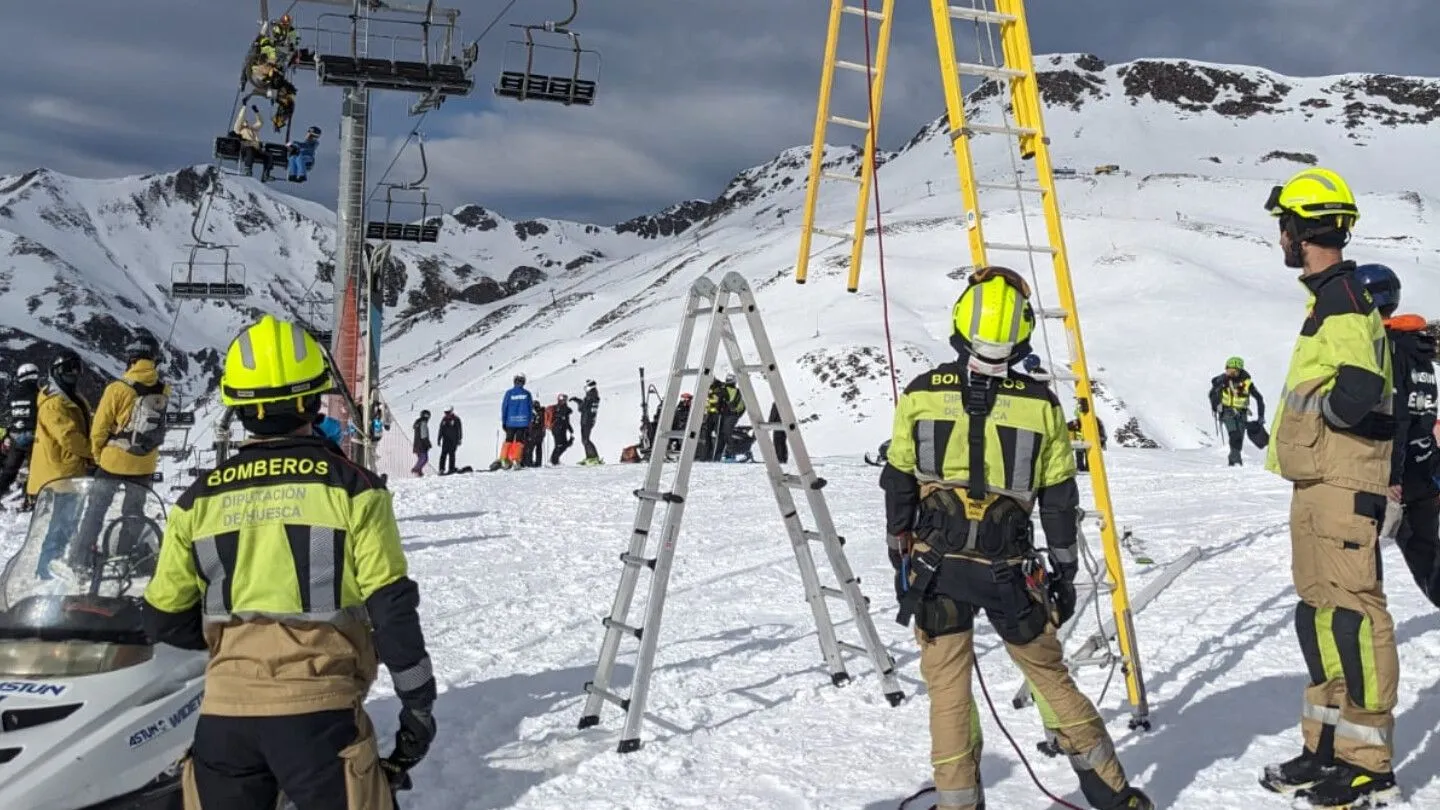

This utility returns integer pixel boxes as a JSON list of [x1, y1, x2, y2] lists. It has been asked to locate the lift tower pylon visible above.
[[287, 0, 477, 465]]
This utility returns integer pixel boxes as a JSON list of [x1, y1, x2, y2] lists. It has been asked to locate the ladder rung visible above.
[[835, 59, 873, 74], [1037, 307, 1069, 320], [841, 4, 886, 20], [583, 683, 630, 710], [1071, 440, 1092, 450], [954, 61, 1026, 81], [1051, 371, 1100, 383], [947, 6, 1016, 24], [620, 552, 655, 569], [755, 421, 785, 431], [822, 171, 863, 184], [837, 640, 869, 656], [634, 488, 683, 503], [661, 429, 687, 441], [735, 363, 770, 374], [811, 226, 854, 240], [828, 114, 871, 131], [953, 122, 1037, 139], [602, 617, 643, 638], [675, 367, 705, 376], [984, 241, 1056, 255], [779, 474, 827, 490], [821, 585, 846, 600], [802, 529, 846, 546], [977, 181, 1044, 194]]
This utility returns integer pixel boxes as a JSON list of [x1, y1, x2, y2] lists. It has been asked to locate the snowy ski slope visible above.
[[170, 451, 1440, 808]]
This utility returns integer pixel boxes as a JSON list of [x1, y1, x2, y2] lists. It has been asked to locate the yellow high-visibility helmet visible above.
[[1265, 168, 1359, 231], [220, 315, 333, 408], [951, 266, 1035, 362]]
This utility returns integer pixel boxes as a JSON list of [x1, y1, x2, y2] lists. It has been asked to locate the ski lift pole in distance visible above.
[[494, 0, 600, 106]]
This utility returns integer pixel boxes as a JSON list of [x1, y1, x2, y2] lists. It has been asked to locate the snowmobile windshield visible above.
[[0, 478, 165, 674]]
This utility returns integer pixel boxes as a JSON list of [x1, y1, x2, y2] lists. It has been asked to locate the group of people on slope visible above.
[[1, 337, 173, 580], [406, 374, 603, 475]]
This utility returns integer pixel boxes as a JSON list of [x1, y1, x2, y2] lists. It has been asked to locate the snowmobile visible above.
[[0, 477, 206, 810]]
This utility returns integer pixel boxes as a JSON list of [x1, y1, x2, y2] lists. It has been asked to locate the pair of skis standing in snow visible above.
[[881, 169, 1425, 810]]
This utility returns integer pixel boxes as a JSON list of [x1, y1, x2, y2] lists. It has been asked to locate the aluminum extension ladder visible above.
[[577, 271, 904, 753]]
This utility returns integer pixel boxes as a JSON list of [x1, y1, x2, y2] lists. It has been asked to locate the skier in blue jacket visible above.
[[499, 374, 533, 469], [287, 126, 321, 182]]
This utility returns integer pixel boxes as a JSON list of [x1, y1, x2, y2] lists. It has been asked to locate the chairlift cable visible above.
[[476, 0, 523, 41]]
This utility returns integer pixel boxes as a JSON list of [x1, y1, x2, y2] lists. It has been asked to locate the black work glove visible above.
[[1047, 559, 1078, 626], [381, 706, 436, 788]]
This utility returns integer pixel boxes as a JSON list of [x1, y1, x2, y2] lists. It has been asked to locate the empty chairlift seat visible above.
[[493, 26, 600, 106], [171, 246, 248, 298], [316, 54, 474, 95]]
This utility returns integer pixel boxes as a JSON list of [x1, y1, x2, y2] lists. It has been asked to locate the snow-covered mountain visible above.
[[3, 54, 1439, 463]]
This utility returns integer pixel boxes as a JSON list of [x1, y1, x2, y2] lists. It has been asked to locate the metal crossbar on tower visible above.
[[578, 271, 904, 753], [792, 0, 1202, 731]]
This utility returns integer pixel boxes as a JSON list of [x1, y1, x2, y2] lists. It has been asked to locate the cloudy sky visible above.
[[3, 1, 1436, 224]]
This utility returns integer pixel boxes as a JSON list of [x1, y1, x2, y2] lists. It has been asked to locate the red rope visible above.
[[859, 0, 899, 404], [973, 659, 1087, 810]]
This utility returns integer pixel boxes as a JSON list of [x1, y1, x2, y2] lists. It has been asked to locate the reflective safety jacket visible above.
[[1265, 262, 1394, 493], [142, 437, 435, 717], [881, 361, 1080, 563], [1384, 315, 1438, 499], [1209, 370, 1264, 420], [721, 383, 745, 416]]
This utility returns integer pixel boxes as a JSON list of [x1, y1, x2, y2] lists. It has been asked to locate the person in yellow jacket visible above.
[[28, 351, 93, 577], [1259, 168, 1401, 808], [884, 267, 1152, 810], [142, 315, 436, 809], [76, 335, 171, 558]]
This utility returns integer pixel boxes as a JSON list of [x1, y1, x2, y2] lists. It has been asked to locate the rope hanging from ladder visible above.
[[859, 0, 899, 404]]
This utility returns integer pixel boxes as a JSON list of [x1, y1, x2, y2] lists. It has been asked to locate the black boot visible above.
[[1107, 787, 1154, 809], [1294, 762, 1398, 808], [1260, 748, 1338, 794]]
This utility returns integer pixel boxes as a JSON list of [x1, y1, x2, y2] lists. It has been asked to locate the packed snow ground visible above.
[[329, 445, 1440, 809]]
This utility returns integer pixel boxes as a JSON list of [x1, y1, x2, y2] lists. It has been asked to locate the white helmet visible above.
[[15, 363, 39, 383]]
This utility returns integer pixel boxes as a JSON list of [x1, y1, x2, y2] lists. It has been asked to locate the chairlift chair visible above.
[[365, 136, 442, 243], [171, 244, 249, 299], [214, 135, 290, 182], [494, 2, 600, 106]]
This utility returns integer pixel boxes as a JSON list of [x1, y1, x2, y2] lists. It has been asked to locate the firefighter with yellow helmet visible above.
[[1260, 169, 1400, 807], [882, 268, 1152, 810], [142, 315, 435, 809]]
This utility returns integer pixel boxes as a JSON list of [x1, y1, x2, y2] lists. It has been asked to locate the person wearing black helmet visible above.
[[569, 379, 601, 465], [1354, 263, 1440, 607], [0, 362, 41, 499], [30, 351, 93, 576]]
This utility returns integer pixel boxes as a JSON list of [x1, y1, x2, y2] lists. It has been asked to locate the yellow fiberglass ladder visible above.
[[795, 0, 1205, 733], [793, 0, 896, 293]]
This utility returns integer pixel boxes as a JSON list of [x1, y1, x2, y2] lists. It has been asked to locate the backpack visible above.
[[544, 405, 556, 429], [109, 380, 170, 456]]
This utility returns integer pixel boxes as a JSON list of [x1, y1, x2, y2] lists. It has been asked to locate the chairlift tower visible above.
[[286, 0, 477, 464]]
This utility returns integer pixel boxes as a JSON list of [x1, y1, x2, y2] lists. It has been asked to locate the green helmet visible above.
[[1225, 356, 1244, 370]]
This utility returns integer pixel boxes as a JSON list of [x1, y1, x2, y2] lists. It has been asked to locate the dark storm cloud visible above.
[[3, 2, 1436, 224]]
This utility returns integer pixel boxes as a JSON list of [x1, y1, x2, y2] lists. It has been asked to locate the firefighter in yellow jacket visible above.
[[29, 351, 93, 576], [1260, 169, 1400, 808], [883, 267, 1152, 810], [142, 316, 436, 809]]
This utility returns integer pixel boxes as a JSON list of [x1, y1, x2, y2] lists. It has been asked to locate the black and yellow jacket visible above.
[[1266, 261, 1394, 493], [880, 361, 1080, 564], [142, 436, 435, 716]]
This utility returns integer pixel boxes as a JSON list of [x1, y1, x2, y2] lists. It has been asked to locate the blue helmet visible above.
[[1354, 263, 1400, 315], [1022, 354, 1042, 372]]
